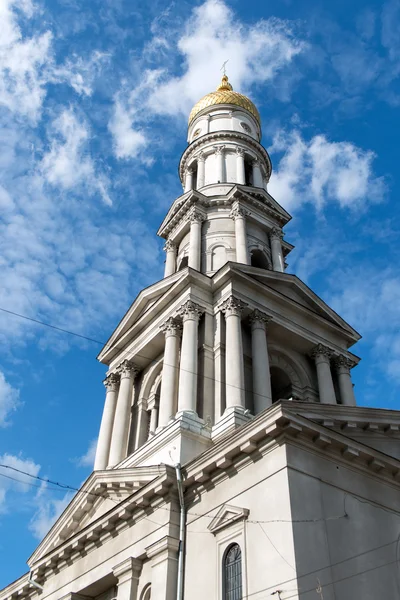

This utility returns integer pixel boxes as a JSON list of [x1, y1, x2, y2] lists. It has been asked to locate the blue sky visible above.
[[0, 0, 400, 587]]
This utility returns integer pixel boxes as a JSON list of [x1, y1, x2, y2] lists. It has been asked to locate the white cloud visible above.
[[109, 0, 305, 159], [0, 371, 20, 427], [268, 130, 386, 211], [41, 108, 111, 205], [329, 269, 400, 383], [109, 100, 148, 160], [76, 438, 97, 468], [52, 51, 111, 97], [0, 0, 52, 120], [0, 453, 40, 512], [29, 492, 72, 539]]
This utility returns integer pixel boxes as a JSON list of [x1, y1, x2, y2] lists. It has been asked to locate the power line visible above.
[[0, 465, 348, 525]]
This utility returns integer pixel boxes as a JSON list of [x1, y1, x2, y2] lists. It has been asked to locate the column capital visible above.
[[187, 208, 205, 224], [186, 166, 194, 175], [160, 316, 182, 337], [163, 239, 176, 253], [230, 205, 249, 220], [220, 295, 247, 318], [311, 344, 333, 363], [117, 360, 139, 379], [334, 355, 356, 373], [178, 299, 203, 323], [214, 145, 225, 155], [249, 309, 272, 329], [236, 147, 245, 157], [103, 372, 119, 391], [270, 227, 284, 241], [196, 151, 205, 163]]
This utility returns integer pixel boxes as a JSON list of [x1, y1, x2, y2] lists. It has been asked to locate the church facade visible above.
[[2, 76, 400, 600]]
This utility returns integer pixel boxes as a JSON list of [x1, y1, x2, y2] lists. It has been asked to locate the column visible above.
[[188, 210, 203, 271], [197, 152, 205, 188], [220, 296, 247, 411], [252, 157, 263, 188], [236, 147, 245, 184], [148, 393, 159, 434], [112, 557, 142, 600], [334, 356, 357, 406], [163, 239, 177, 278], [184, 168, 193, 192], [146, 537, 180, 600], [270, 227, 285, 273], [215, 146, 225, 183], [94, 373, 119, 470], [134, 397, 149, 450], [250, 310, 272, 413], [230, 205, 249, 265], [159, 318, 182, 427], [311, 344, 337, 405], [177, 300, 203, 415], [108, 360, 139, 467]]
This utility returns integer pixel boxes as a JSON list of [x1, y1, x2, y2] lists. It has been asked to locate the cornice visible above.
[[157, 186, 290, 239], [19, 468, 177, 592], [181, 402, 400, 497], [179, 131, 272, 182]]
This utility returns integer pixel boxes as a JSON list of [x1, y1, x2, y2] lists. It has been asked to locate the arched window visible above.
[[140, 585, 151, 600], [250, 249, 270, 270], [178, 256, 188, 270], [270, 366, 292, 402], [223, 544, 242, 600], [212, 245, 227, 271]]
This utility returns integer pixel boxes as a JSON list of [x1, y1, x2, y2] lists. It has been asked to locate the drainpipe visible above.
[[175, 463, 186, 600], [28, 571, 44, 591]]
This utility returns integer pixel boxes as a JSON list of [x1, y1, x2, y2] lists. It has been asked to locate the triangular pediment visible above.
[[29, 467, 162, 565], [97, 269, 189, 364], [288, 402, 400, 460], [226, 263, 361, 342], [228, 185, 292, 225], [208, 504, 249, 534]]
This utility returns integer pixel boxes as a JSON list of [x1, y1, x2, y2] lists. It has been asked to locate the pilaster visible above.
[[112, 557, 142, 600]]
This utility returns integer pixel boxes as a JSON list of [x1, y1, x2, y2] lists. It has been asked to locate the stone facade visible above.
[[2, 77, 400, 600]]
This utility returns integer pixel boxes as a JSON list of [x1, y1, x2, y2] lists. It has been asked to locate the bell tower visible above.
[[94, 75, 360, 471]]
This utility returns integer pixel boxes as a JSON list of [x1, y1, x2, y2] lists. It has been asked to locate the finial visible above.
[[217, 74, 233, 92]]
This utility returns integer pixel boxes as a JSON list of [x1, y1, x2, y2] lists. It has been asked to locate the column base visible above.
[[212, 406, 252, 441], [121, 412, 211, 468]]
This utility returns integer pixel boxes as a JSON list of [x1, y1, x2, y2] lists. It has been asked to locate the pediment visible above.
[[97, 270, 187, 364], [208, 504, 249, 534], [228, 185, 292, 225], [29, 467, 161, 565], [229, 264, 360, 342], [288, 402, 400, 461]]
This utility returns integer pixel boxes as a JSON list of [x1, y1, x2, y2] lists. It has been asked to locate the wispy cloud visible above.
[[269, 129, 386, 211], [109, 0, 306, 160], [75, 438, 97, 468], [0, 372, 20, 427]]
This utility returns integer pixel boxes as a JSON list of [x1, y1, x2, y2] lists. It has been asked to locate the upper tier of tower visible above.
[[181, 75, 270, 192]]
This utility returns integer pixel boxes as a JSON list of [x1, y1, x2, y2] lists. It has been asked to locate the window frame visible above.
[[223, 543, 243, 600]]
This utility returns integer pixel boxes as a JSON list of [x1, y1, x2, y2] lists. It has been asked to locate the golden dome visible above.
[[188, 75, 261, 126]]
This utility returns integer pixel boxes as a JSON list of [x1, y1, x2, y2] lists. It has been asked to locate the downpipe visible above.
[[175, 463, 186, 600]]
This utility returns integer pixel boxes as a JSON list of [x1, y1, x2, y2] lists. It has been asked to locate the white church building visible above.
[[2, 75, 400, 600]]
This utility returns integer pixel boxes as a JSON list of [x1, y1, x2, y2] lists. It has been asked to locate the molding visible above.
[[208, 504, 249, 534], [179, 130, 272, 182]]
